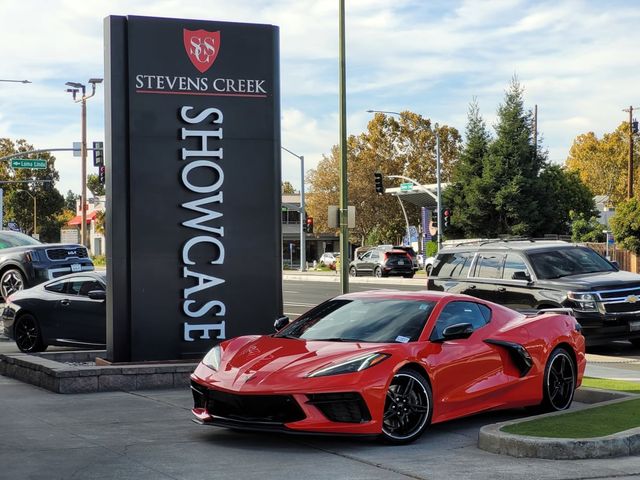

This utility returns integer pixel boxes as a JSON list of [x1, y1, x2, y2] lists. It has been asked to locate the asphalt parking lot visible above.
[[2, 375, 640, 480]]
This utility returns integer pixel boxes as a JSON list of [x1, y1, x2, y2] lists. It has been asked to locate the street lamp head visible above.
[[88, 78, 103, 84], [21, 80, 31, 84], [65, 81, 84, 89]]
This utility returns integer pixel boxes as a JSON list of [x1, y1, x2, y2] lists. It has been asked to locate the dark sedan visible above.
[[2, 271, 106, 353]]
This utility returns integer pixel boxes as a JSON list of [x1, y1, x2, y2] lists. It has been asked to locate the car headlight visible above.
[[307, 352, 389, 378], [567, 292, 598, 312], [202, 345, 221, 371]]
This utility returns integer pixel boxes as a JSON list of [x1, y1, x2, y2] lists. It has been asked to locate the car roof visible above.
[[438, 239, 577, 254], [44, 270, 106, 285]]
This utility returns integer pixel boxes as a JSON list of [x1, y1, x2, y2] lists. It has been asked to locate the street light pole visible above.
[[0, 79, 31, 84], [282, 146, 306, 271], [66, 78, 103, 249]]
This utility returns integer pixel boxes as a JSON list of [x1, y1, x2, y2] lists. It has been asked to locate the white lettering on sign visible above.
[[179, 105, 227, 342]]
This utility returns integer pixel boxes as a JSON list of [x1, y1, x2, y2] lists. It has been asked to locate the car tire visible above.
[[540, 347, 576, 412], [0, 267, 26, 300], [14, 313, 46, 353], [349, 266, 357, 277], [374, 267, 382, 278], [425, 265, 432, 276], [380, 369, 432, 444]]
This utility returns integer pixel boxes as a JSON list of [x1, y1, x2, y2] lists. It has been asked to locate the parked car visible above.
[[0, 231, 94, 300], [318, 252, 340, 267], [424, 256, 435, 275], [349, 248, 414, 278], [426, 239, 640, 346], [392, 246, 419, 271], [191, 289, 585, 443], [2, 271, 106, 352]]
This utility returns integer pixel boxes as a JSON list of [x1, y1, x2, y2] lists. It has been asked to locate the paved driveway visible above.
[[1, 377, 639, 480]]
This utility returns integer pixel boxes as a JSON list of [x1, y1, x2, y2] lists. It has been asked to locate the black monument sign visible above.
[[104, 15, 282, 361]]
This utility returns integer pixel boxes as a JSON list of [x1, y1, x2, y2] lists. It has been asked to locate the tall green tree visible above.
[[0, 138, 66, 241], [281, 181, 296, 194], [444, 99, 491, 238], [64, 190, 78, 212]]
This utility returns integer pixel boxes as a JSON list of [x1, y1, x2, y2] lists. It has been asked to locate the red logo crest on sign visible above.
[[183, 29, 221, 73]]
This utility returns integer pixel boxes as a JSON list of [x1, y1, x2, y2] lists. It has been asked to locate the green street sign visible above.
[[400, 182, 414, 191], [11, 159, 47, 169]]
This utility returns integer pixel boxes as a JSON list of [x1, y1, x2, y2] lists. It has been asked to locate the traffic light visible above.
[[93, 141, 104, 167], [374, 172, 384, 194], [443, 208, 451, 228], [431, 209, 438, 224], [633, 119, 639, 134], [98, 165, 106, 184], [305, 216, 314, 233]]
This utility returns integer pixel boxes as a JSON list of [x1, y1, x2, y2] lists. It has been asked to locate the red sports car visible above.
[[191, 290, 585, 444]]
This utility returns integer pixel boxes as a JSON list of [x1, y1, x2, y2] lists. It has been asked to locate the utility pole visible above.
[[338, 0, 349, 293], [533, 104, 538, 161], [623, 106, 637, 199]]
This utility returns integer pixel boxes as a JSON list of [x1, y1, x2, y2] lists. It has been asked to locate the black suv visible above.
[[349, 248, 414, 278], [0, 231, 94, 299], [426, 239, 640, 346]]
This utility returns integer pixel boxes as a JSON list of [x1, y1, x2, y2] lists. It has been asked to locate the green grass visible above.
[[502, 398, 640, 438], [581, 376, 640, 394]]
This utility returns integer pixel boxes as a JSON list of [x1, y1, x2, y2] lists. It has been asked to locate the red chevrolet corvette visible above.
[[191, 290, 585, 443]]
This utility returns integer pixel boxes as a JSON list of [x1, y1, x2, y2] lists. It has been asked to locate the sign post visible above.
[[105, 15, 281, 362]]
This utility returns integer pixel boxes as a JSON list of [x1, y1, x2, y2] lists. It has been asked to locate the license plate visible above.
[[398, 260, 404, 265], [71, 264, 81, 272], [630, 321, 640, 332]]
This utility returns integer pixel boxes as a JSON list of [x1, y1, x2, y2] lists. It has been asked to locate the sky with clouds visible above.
[[0, 0, 639, 196]]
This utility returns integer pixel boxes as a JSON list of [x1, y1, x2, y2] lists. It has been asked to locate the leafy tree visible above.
[[281, 181, 297, 194], [444, 99, 491, 238], [64, 190, 78, 212], [610, 198, 640, 253], [87, 174, 105, 197], [305, 112, 461, 246], [570, 211, 606, 243], [566, 123, 638, 206], [0, 138, 66, 242], [538, 166, 597, 235]]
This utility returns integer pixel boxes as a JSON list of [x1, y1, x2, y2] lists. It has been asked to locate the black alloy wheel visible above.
[[374, 267, 382, 278], [0, 268, 25, 300], [14, 314, 46, 353], [381, 370, 432, 444], [542, 347, 576, 412], [349, 266, 357, 277]]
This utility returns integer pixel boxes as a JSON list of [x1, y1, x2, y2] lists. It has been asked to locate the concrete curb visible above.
[[478, 388, 640, 459], [0, 350, 197, 393]]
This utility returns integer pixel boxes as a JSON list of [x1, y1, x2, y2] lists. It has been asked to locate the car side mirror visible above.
[[273, 316, 290, 331], [610, 260, 619, 269], [441, 323, 474, 341], [88, 290, 106, 300], [512, 271, 531, 282]]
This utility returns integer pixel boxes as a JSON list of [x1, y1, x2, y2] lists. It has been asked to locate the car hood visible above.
[[0, 243, 85, 254], [198, 335, 392, 391], [541, 269, 640, 291]]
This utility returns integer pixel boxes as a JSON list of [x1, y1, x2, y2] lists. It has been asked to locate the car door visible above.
[[53, 276, 106, 344], [469, 252, 506, 302], [422, 300, 505, 421], [494, 253, 538, 310], [427, 251, 476, 294], [356, 250, 374, 275]]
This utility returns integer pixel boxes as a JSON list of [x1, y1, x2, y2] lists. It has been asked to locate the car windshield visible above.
[[528, 247, 616, 279], [275, 298, 436, 343], [0, 231, 42, 248]]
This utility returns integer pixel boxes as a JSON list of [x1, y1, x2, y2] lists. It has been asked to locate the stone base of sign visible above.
[[0, 350, 196, 394]]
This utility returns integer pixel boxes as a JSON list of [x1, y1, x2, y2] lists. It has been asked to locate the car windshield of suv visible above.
[[275, 298, 436, 343], [0, 232, 42, 248], [528, 247, 616, 279]]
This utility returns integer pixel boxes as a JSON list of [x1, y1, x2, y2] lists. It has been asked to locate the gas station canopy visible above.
[[384, 183, 449, 209]]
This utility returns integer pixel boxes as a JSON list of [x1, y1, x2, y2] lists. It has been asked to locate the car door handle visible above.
[[60, 299, 70, 306], [497, 287, 506, 292], [468, 285, 476, 290]]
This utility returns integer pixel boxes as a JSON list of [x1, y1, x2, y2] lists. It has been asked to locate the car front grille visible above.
[[192, 382, 306, 424], [46, 247, 88, 261], [306, 392, 371, 423], [602, 302, 640, 315]]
